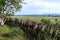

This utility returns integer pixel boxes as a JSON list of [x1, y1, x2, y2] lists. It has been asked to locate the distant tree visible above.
[[0, 0, 24, 15], [49, 14, 51, 16]]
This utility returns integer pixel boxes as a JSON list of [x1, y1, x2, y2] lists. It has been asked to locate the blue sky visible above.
[[15, 0, 60, 15]]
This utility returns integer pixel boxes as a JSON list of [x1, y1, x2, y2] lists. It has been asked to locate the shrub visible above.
[[0, 25, 11, 37], [41, 19, 51, 25], [55, 18, 58, 21], [0, 25, 10, 34], [0, 37, 11, 40], [10, 27, 24, 37], [0, 24, 29, 40]]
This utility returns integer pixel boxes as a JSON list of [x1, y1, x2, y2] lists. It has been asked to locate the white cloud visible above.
[[15, 0, 60, 15]]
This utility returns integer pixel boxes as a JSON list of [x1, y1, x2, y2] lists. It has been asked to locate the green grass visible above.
[[0, 25, 10, 33], [0, 25, 28, 40]]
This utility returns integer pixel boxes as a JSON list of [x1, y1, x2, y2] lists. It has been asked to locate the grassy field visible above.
[[11, 16, 60, 23]]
